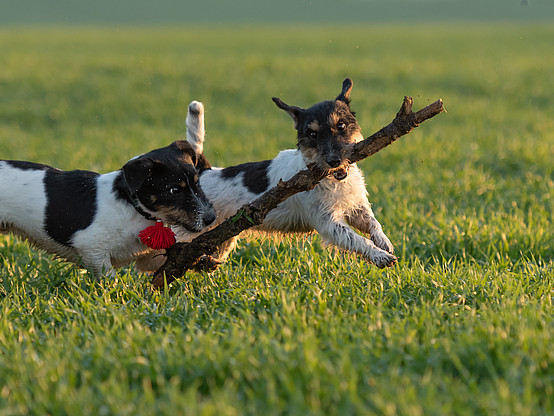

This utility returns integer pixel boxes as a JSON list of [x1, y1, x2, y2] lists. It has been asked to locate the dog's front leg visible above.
[[134, 250, 168, 273], [346, 205, 394, 254], [315, 216, 397, 268], [191, 236, 238, 272], [84, 255, 116, 278], [211, 236, 238, 263]]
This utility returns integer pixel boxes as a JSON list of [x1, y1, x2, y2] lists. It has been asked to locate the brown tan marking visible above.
[[297, 146, 319, 164], [328, 112, 340, 126], [308, 120, 320, 131]]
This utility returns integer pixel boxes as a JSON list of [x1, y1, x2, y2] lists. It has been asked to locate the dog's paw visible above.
[[191, 255, 222, 273], [371, 232, 395, 254], [367, 249, 397, 269]]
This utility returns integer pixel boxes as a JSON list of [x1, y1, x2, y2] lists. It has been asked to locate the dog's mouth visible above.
[[173, 216, 207, 234], [332, 167, 348, 181], [157, 203, 216, 234], [182, 223, 205, 233], [157, 214, 203, 235], [167, 220, 204, 235]]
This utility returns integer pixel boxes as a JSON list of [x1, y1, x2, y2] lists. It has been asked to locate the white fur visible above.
[[181, 101, 396, 268]]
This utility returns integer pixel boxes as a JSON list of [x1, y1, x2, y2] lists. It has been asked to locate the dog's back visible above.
[[0, 160, 100, 263]]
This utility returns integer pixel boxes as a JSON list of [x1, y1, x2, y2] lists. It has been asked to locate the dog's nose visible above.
[[326, 157, 341, 168], [203, 210, 216, 226]]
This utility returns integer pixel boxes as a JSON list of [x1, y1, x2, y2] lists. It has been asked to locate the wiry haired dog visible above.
[[0, 140, 215, 276], [182, 79, 397, 269]]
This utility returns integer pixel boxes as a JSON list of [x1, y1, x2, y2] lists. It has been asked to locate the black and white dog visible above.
[[0, 140, 215, 276], [181, 79, 397, 269]]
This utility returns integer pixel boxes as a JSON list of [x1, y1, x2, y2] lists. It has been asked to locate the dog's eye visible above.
[[309, 131, 317, 139], [169, 186, 182, 195], [337, 122, 346, 131]]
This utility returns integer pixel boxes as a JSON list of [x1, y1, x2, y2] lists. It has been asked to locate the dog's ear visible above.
[[169, 139, 212, 172], [195, 153, 211, 173], [272, 97, 303, 129], [171, 140, 198, 166], [122, 157, 154, 195], [336, 78, 353, 106], [183, 139, 212, 172]]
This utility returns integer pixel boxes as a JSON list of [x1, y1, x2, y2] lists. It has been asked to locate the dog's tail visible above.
[[186, 101, 205, 155]]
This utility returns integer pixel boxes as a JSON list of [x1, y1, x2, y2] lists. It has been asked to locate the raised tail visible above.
[[186, 100, 205, 154]]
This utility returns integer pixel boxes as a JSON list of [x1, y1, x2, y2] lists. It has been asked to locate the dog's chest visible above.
[[264, 168, 367, 229]]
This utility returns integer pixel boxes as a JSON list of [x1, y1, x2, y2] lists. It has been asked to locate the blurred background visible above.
[[1, 0, 553, 25]]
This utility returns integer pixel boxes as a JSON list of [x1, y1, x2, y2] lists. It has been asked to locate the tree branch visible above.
[[151, 97, 444, 289]]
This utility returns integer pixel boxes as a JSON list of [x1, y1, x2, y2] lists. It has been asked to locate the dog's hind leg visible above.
[[186, 101, 205, 154], [346, 206, 394, 254], [315, 215, 397, 268]]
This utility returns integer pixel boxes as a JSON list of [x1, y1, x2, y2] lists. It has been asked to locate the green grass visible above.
[[1, 23, 553, 415]]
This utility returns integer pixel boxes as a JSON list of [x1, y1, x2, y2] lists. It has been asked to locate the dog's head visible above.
[[121, 140, 215, 233], [272, 78, 363, 180]]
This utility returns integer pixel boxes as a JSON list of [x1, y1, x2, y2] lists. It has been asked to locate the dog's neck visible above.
[[127, 193, 157, 221], [112, 171, 157, 222]]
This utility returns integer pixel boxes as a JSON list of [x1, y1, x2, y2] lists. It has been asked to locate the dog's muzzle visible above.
[[203, 209, 216, 226]]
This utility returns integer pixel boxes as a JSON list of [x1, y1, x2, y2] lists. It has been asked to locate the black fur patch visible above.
[[4, 160, 52, 171], [221, 160, 271, 194], [44, 169, 99, 246], [112, 171, 132, 204]]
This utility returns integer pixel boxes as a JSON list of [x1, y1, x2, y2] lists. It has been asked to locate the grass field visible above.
[[0, 23, 553, 415]]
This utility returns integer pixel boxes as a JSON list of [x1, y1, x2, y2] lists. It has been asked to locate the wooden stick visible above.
[[151, 97, 444, 289]]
